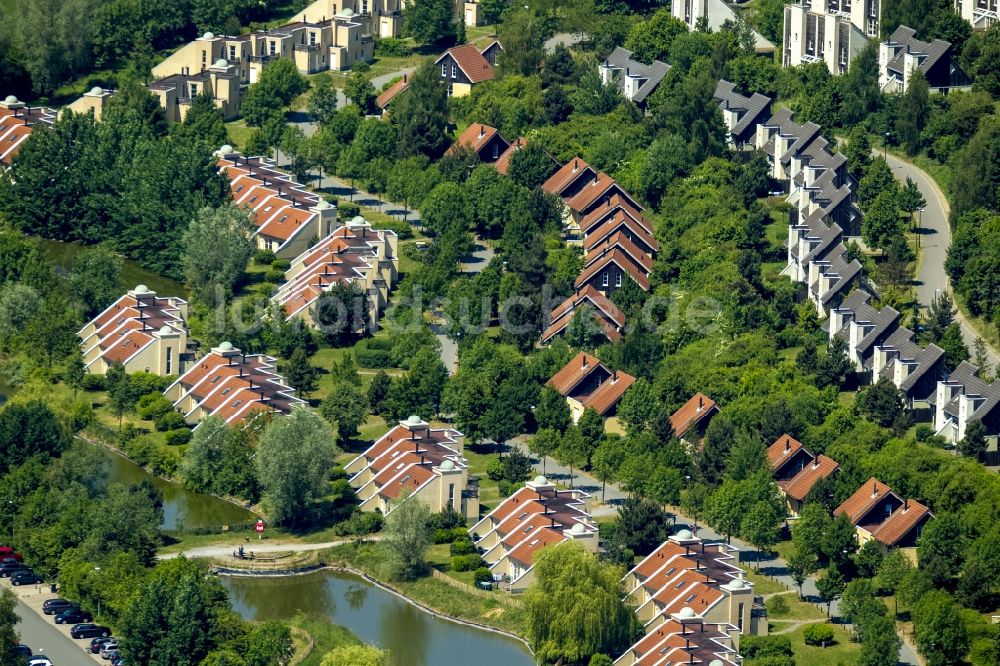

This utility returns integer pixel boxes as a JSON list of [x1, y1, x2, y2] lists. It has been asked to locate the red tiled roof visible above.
[[447, 123, 504, 157], [784, 454, 839, 501], [669, 393, 718, 440], [579, 194, 651, 235], [541, 286, 626, 343], [547, 351, 604, 396], [101, 330, 155, 365], [870, 499, 933, 546], [583, 370, 635, 415], [379, 463, 435, 500], [506, 526, 565, 566], [376, 75, 409, 109], [835, 478, 896, 525], [257, 205, 315, 242], [767, 434, 805, 470], [573, 248, 651, 292], [437, 44, 495, 83], [541, 157, 595, 197], [585, 231, 653, 273], [494, 137, 525, 175], [566, 173, 640, 214], [583, 209, 659, 255]]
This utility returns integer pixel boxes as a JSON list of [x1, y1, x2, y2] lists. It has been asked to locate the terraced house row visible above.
[[615, 531, 767, 666]]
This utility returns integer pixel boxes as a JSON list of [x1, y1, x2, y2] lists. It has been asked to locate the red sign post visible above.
[[255, 520, 265, 540]]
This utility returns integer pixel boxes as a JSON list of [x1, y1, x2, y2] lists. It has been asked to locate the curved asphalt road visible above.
[[882, 152, 1000, 368]]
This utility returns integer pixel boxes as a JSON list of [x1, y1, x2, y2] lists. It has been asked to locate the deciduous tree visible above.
[[182, 203, 255, 303], [382, 491, 432, 581]]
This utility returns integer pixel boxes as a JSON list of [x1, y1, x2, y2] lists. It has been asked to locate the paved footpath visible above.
[[509, 438, 921, 665], [159, 539, 352, 560]]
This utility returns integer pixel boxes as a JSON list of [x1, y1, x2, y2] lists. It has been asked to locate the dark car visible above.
[[11, 570, 43, 586], [90, 636, 115, 654], [43, 598, 78, 615], [56, 608, 93, 624], [70, 623, 110, 639], [0, 561, 26, 577], [15, 644, 31, 656]]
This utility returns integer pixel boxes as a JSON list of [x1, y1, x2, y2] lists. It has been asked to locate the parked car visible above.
[[111, 658, 125, 666], [11, 570, 43, 586], [70, 623, 110, 639], [43, 599, 78, 615], [100, 641, 119, 660], [27, 658, 53, 666], [0, 561, 27, 577], [55, 608, 92, 624], [0, 546, 23, 561], [90, 636, 115, 654], [15, 644, 31, 656]]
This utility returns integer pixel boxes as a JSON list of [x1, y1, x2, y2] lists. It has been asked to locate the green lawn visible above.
[[744, 571, 790, 597], [782, 623, 862, 665], [289, 614, 365, 666]]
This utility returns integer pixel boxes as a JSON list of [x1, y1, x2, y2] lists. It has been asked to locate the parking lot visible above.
[[5, 576, 105, 665]]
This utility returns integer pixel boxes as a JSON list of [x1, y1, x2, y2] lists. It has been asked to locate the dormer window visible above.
[[451, 64, 457, 78], [232, 400, 243, 408]]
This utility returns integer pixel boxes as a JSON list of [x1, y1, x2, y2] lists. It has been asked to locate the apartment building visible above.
[[835, 478, 933, 561], [291, 0, 404, 39], [217, 149, 338, 259], [955, 0, 997, 30], [272, 218, 398, 333], [64, 87, 115, 121], [671, 0, 775, 53], [878, 26, 970, 94], [165, 342, 305, 427], [548, 352, 636, 422], [934, 360, 1000, 445], [713, 80, 772, 150], [345, 416, 479, 520], [614, 611, 741, 666], [767, 435, 840, 515], [469, 476, 597, 592], [78, 286, 189, 376], [0, 96, 56, 166], [599, 47, 670, 108], [150, 61, 243, 122], [783, 4, 870, 75]]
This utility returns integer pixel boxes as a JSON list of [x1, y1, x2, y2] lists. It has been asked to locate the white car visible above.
[[28, 657, 54, 666]]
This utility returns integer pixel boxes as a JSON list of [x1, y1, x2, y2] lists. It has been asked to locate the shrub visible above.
[[258, 281, 277, 296], [767, 594, 790, 616], [67, 402, 95, 431], [336, 511, 384, 536], [450, 538, 476, 556], [451, 554, 483, 572], [473, 567, 492, 585], [371, 218, 414, 240], [137, 393, 174, 421], [375, 38, 412, 57], [915, 424, 934, 442], [149, 447, 180, 476], [253, 249, 276, 265], [497, 480, 523, 497], [486, 457, 505, 481], [130, 372, 169, 395], [264, 269, 286, 283], [270, 258, 291, 271], [81, 374, 107, 392], [164, 428, 192, 446], [427, 507, 465, 530], [338, 202, 361, 220], [355, 346, 393, 369], [155, 411, 187, 432], [803, 624, 835, 646], [741, 635, 793, 659]]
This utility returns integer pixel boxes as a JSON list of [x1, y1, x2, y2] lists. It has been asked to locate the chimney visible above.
[[573, 159, 579, 173], [698, 395, 704, 410], [904, 499, 908, 511], [478, 125, 485, 138], [582, 355, 588, 369], [785, 438, 790, 452], [872, 481, 878, 498]]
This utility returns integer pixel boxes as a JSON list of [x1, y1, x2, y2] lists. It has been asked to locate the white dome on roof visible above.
[[570, 522, 586, 535], [202, 32, 215, 40], [709, 661, 724, 666], [350, 215, 366, 224], [440, 459, 455, 471], [315, 199, 332, 210], [158, 325, 173, 335], [403, 415, 423, 426], [4, 95, 18, 104], [678, 607, 696, 619], [89, 86, 103, 96], [675, 528, 694, 540], [532, 475, 548, 486], [219, 341, 234, 352], [218, 144, 234, 155], [214, 58, 228, 68], [728, 577, 744, 589], [134, 284, 149, 294], [339, 7, 354, 17]]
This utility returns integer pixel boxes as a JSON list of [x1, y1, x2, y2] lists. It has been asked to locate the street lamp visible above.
[[884, 133, 890, 160], [94, 567, 101, 620], [916, 207, 925, 247]]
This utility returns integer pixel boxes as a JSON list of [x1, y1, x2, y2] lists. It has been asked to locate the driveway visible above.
[[882, 152, 999, 368]]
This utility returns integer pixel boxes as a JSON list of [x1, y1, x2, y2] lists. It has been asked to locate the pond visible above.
[[39, 238, 188, 298], [222, 570, 534, 666], [102, 445, 255, 531]]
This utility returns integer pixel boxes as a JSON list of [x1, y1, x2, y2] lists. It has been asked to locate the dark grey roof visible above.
[[799, 215, 843, 265], [940, 361, 1000, 421], [602, 47, 670, 104], [877, 327, 945, 394], [831, 289, 900, 356], [714, 79, 772, 137], [819, 246, 863, 306], [885, 26, 951, 77]]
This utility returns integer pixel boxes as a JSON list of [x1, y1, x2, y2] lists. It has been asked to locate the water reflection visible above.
[[102, 446, 255, 530], [221, 570, 532, 666]]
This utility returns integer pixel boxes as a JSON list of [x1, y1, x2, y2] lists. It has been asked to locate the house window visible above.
[[202, 50, 207, 66], [310, 32, 316, 45], [190, 83, 198, 96], [448, 483, 454, 506], [269, 41, 277, 55], [451, 64, 457, 78], [222, 387, 232, 396], [492, 144, 499, 159], [232, 399, 243, 409], [615, 272, 622, 288], [166, 347, 172, 374], [601, 271, 609, 287], [738, 602, 745, 631], [441, 63, 447, 76]]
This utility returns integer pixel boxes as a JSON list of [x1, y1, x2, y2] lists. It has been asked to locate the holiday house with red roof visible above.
[[835, 477, 934, 561], [766, 435, 840, 516], [547, 351, 636, 422]]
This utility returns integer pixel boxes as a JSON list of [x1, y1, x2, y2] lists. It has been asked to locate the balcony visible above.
[[249, 54, 272, 63], [294, 43, 322, 52]]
